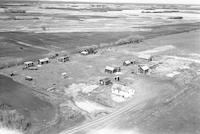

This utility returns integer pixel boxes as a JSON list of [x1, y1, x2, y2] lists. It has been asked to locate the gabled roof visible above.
[[105, 66, 115, 71], [24, 61, 33, 64], [39, 58, 49, 62], [124, 60, 131, 64], [59, 56, 69, 59], [140, 65, 149, 70]]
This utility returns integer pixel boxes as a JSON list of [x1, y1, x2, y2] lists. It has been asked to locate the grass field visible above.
[[0, 75, 56, 133]]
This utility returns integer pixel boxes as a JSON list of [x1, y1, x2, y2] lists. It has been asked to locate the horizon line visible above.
[[2, 0, 200, 5]]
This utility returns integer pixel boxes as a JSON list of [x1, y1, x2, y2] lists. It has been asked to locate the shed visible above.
[[138, 54, 153, 61], [38, 58, 49, 65], [105, 66, 121, 74], [99, 78, 112, 85], [138, 65, 149, 74], [58, 56, 69, 62], [123, 60, 133, 66], [62, 72, 68, 78], [81, 50, 89, 55], [25, 76, 33, 81], [24, 61, 34, 68]]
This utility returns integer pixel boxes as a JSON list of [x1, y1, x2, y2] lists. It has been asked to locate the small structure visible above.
[[10, 72, 17, 77], [47, 87, 56, 92], [111, 84, 135, 98], [105, 66, 121, 74], [80, 50, 89, 55], [138, 65, 149, 74], [58, 56, 69, 62], [138, 54, 153, 62], [123, 60, 134, 66], [80, 48, 97, 55], [24, 61, 34, 68], [114, 76, 120, 81], [99, 78, 112, 85], [25, 76, 33, 81], [62, 72, 68, 78], [38, 58, 49, 65]]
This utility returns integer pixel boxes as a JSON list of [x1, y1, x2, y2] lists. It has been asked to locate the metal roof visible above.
[[140, 65, 149, 70], [105, 66, 115, 71], [24, 61, 33, 64], [39, 58, 49, 62]]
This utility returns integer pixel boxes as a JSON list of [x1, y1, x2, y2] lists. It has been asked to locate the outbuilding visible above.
[[38, 58, 49, 65], [80, 50, 89, 55], [99, 78, 112, 85], [138, 65, 149, 74], [58, 56, 69, 62], [123, 60, 134, 66], [24, 61, 34, 68], [105, 66, 121, 74], [25, 76, 33, 81]]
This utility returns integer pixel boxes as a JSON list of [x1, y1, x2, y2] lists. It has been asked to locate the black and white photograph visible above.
[[0, 0, 200, 134]]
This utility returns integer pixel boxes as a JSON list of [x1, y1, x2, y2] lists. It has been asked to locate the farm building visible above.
[[138, 54, 153, 62], [138, 65, 150, 74], [80, 50, 89, 55], [58, 56, 69, 62], [105, 66, 121, 74], [25, 76, 33, 81], [123, 60, 134, 66], [80, 48, 97, 55], [24, 61, 34, 68], [111, 84, 135, 98], [38, 58, 49, 65], [99, 78, 112, 85]]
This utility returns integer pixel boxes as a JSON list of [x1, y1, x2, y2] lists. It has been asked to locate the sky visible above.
[[45, 0, 200, 5]]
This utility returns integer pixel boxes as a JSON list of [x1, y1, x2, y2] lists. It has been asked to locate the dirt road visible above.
[[59, 82, 198, 134], [59, 99, 147, 134]]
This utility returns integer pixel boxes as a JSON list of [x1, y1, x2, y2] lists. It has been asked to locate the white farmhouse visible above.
[[111, 84, 135, 98]]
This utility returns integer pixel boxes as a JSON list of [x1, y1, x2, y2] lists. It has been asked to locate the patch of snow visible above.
[[111, 94, 126, 102], [0, 127, 23, 134], [65, 83, 99, 96], [75, 100, 106, 113], [137, 45, 175, 55], [115, 72, 123, 75], [166, 71, 180, 78]]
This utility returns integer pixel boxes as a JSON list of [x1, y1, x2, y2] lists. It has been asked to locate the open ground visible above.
[[0, 1, 200, 134]]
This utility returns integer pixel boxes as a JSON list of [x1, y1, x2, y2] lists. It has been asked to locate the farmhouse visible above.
[[111, 84, 135, 98], [38, 58, 49, 65], [24, 61, 34, 68], [105, 66, 121, 74], [138, 65, 150, 74], [58, 56, 69, 62], [99, 78, 112, 85], [138, 54, 153, 62]]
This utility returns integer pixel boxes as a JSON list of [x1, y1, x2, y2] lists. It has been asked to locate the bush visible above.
[[0, 104, 31, 132]]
